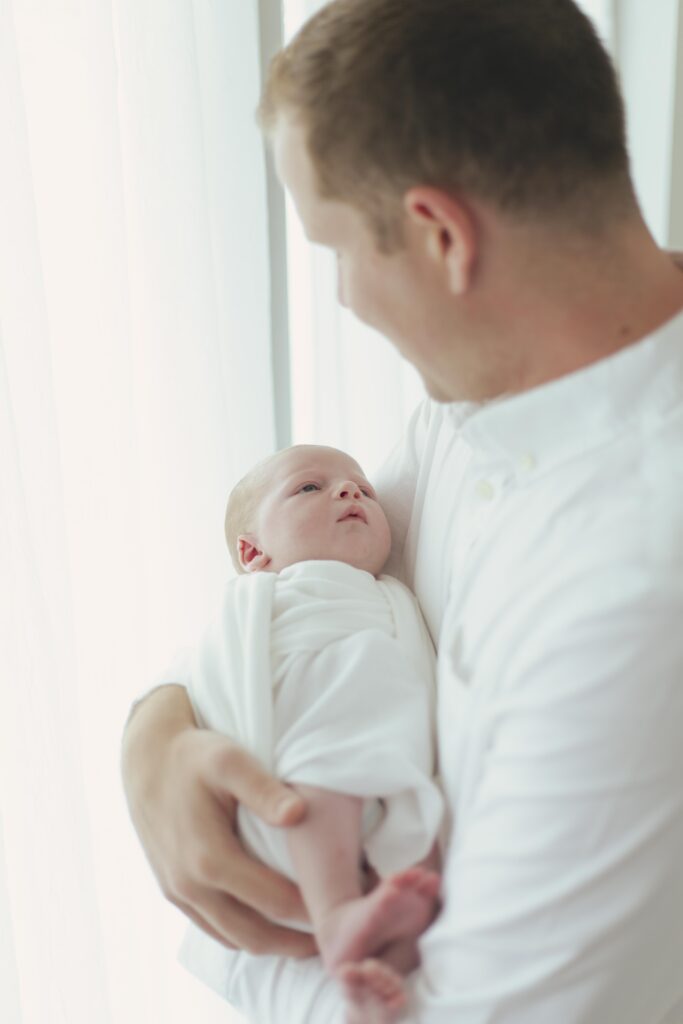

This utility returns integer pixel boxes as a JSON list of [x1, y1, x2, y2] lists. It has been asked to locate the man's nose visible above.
[[335, 481, 362, 500]]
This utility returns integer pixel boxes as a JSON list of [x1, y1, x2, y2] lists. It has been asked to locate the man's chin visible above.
[[422, 374, 455, 403]]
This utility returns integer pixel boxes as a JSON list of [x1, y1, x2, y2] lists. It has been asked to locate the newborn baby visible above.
[[183, 444, 443, 1019]]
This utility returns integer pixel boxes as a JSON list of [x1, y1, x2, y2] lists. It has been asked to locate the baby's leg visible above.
[[335, 888, 434, 1024], [285, 783, 365, 965], [336, 847, 442, 1023], [286, 785, 440, 974]]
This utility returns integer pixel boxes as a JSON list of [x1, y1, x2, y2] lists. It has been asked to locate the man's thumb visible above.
[[270, 786, 307, 826], [212, 743, 306, 827]]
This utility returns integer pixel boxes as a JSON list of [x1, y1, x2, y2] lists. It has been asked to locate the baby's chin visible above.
[[341, 553, 388, 577], [325, 540, 390, 578], [278, 548, 388, 578]]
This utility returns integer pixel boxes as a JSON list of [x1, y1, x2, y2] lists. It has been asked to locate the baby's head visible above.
[[225, 445, 392, 577]]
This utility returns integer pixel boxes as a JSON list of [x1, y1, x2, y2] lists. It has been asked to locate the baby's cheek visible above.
[[376, 513, 392, 546], [292, 515, 326, 549], [376, 520, 393, 566]]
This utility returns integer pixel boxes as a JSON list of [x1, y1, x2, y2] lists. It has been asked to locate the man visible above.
[[122, 1, 683, 1021]]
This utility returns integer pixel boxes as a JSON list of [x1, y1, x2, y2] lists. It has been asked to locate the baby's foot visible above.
[[317, 866, 440, 971], [396, 866, 441, 913], [378, 935, 421, 976], [337, 958, 406, 1023]]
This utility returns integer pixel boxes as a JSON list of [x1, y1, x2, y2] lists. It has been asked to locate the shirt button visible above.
[[519, 453, 537, 472], [474, 479, 496, 501]]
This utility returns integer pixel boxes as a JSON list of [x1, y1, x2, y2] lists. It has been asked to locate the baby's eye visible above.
[[360, 487, 373, 498], [299, 483, 320, 493]]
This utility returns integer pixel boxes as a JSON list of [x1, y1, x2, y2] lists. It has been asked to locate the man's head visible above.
[[225, 445, 392, 577], [260, 0, 647, 402], [260, 0, 634, 252]]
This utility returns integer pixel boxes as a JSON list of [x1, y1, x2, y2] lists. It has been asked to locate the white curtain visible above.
[[0, 2, 275, 1021], [615, 0, 683, 247]]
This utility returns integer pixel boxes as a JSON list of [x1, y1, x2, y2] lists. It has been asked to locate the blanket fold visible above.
[[189, 560, 443, 892]]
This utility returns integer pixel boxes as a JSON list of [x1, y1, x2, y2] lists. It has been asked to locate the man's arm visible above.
[[199, 568, 683, 1024], [121, 683, 315, 956]]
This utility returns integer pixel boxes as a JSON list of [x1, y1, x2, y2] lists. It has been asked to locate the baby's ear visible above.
[[237, 535, 270, 573]]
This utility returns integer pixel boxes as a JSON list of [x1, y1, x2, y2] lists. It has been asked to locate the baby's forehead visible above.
[[270, 445, 364, 481]]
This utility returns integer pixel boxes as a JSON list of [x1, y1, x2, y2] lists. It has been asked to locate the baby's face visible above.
[[239, 446, 392, 576]]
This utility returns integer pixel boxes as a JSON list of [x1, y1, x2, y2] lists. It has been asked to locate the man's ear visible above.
[[404, 187, 478, 295], [237, 535, 271, 573]]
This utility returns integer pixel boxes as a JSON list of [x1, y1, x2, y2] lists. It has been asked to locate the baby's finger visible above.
[[207, 742, 306, 827], [199, 891, 317, 958]]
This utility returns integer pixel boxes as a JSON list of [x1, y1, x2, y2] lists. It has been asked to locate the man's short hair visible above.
[[259, 0, 635, 250]]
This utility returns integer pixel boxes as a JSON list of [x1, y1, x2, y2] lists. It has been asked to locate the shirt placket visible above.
[[452, 451, 510, 575]]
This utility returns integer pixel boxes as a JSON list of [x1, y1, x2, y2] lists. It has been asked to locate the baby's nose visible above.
[[336, 481, 362, 500]]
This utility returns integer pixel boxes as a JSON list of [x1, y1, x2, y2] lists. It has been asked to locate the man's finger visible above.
[[176, 899, 238, 950], [199, 890, 318, 959], [208, 743, 306, 827], [210, 844, 310, 924]]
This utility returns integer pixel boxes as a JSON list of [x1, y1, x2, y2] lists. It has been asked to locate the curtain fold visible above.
[[1, 1, 274, 1020]]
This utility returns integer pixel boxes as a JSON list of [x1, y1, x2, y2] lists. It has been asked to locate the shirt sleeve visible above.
[[179, 922, 346, 1022], [208, 567, 683, 1024], [211, 948, 346, 1024]]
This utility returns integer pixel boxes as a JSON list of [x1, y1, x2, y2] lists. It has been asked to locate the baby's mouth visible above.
[[337, 505, 368, 525]]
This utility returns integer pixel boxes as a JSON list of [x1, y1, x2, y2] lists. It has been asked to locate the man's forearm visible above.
[[121, 683, 196, 794]]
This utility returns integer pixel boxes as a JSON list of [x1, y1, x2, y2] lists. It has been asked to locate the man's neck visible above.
[[461, 218, 683, 398]]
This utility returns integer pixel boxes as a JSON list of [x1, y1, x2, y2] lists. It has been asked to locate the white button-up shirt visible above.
[[179, 309, 683, 1023]]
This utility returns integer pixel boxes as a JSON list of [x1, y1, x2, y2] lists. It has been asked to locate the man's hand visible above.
[[121, 684, 316, 957]]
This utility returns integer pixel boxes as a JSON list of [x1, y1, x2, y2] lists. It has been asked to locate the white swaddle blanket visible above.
[[179, 560, 443, 992], [187, 559, 443, 885]]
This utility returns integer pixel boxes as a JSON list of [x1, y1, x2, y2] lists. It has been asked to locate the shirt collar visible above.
[[455, 308, 683, 474]]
